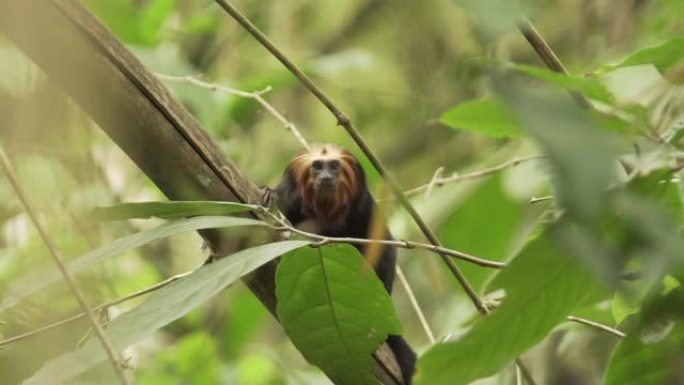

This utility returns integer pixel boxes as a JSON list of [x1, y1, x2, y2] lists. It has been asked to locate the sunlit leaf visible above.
[[440, 98, 522, 138], [276, 244, 402, 385], [0, 216, 266, 313], [21, 241, 310, 385], [416, 233, 596, 385], [93, 201, 258, 221]]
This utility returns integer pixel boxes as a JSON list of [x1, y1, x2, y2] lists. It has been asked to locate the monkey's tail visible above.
[[386, 334, 416, 385]]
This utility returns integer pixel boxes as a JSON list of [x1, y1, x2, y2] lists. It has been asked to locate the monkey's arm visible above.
[[262, 169, 305, 226]]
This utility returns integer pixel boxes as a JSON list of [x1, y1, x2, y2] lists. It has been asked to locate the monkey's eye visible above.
[[312, 160, 323, 171], [329, 160, 340, 171]]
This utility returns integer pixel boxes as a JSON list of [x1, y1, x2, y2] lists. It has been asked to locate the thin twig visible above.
[[515, 358, 537, 385], [403, 156, 544, 198], [156, 73, 310, 150], [518, 19, 592, 110], [0, 147, 130, 385], [566, 315, 626, 338], [396, 266, 435, 343], [529, 196, 552, 204], [262, 209, 505, 268], [0, 271, 193, 348], [423, 167, 445, 198], [214, 0, 488, 315]]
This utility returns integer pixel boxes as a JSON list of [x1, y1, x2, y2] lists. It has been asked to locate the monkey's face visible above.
[[310, 159, 341, 194]]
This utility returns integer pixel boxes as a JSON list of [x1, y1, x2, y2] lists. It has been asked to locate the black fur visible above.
[[271, 161, 416, 384]]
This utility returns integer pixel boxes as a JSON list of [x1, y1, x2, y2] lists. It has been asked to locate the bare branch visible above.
[[0, 271, 193, 348], [567, 315, 626, 338], [529, 196, 553, 204], [515, 358, 538, 385], [396, 266, 435, 343], [403, 156, 544, 199], [262, 208, 505, 269], [156, 73, 310, 150], [518, 19, 592, 109], [0, 147, 131, 385]]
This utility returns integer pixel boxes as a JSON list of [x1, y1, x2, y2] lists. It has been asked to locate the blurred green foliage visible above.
[[1, 0, 684, 384]]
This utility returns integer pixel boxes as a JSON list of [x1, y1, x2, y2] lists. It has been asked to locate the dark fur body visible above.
[[271, 145, 416, 384]]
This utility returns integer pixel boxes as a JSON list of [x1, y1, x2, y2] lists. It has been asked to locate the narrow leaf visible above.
[[610, 38, 684, 74], [1, 216, 266, 313], [21, 240, 310, 385], [416, 233, 596, 385], [93, 201, 257, 221], [276, 244, 402, 385], [510, 63, 614, 103], [440, 98, 522, 138]]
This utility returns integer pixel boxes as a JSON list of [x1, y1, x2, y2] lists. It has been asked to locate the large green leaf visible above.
[[21, 241, 310, 385], [1, 216, 266, 313], [276, 244, 402, 385], [416, 233, 596, 385], [440, 98, 523, 138], [93, 201, 257, 221]]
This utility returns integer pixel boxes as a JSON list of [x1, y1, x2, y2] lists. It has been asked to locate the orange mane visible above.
[[288, 144, 363, 226]]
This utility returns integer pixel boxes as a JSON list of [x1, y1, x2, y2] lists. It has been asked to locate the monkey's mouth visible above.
[[315, 180, 338, 194]]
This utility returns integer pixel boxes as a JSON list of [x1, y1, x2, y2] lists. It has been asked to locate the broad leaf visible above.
[[1, 216, 266, 313], [93, 201, 257, 221], [440, 98, 522, 138], [416, 233, 596, 385], [21, 240, 310, 385], [276, 244, 402, 385]]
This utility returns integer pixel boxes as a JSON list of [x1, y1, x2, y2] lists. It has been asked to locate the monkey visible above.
[[264, 143, 417, 385]]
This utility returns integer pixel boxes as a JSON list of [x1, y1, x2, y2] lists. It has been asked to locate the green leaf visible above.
[[609, 38, 684, 75], [438, 176, 524, 290], [440, 98, 523, 138], [605, 288, 684, 385], [276, 244, 402, 385], [83, 0, 176, 46], [416, 233, 596, 385], [510, 63, 614, 104], [499, 87, 618, 222], [0, 216, 266, 313], [21, 241, 310, 385], [93, 201, 258, 221]]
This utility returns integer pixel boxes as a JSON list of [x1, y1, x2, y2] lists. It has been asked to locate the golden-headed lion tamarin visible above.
[[265, 143, 416, 384]]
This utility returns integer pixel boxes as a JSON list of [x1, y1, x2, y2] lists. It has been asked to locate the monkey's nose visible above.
[[318, 176, 335, 190]]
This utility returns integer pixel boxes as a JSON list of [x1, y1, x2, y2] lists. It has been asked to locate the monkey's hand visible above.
[[260, 187, 277, 207]]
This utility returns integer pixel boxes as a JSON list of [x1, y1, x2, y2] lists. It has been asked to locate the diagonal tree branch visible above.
[[0, 0, 402, 383]]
